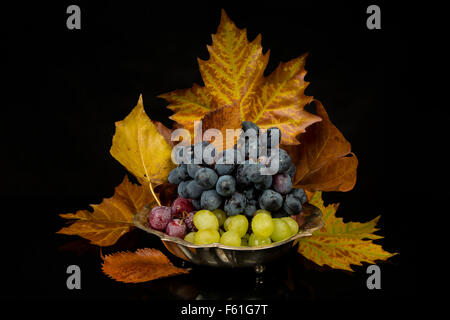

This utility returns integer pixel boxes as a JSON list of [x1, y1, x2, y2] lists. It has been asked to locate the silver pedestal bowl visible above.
[[134, 203, 323, 272]]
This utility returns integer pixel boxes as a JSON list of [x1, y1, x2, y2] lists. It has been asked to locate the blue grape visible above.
[[214, 149, 239, 176], [290, 188, 308, 204], [244, 199, 257, 218], [216, 175, 236, 197], [194, 167, 218, 190], [259, 189, 283, 212], [260, 127, 281, 149], [224, 192, 246, 216], [169, 164, 189, 184], [235, 162, 251, 187], [277, 149, 292, 173], [185, 180, 203, 199], [244, 163, 265, 184], [273, 173, 293, 194], [192, 199, 201, 210], [254, 174, 272, 190], [177, 180, 190, 198], [187, 164, 203, 179], [283, 194, 302, 215], [286, 163, 296, 178], [272, 208, 290, 218], [200, 190, 222, 211], [243, 187, 257, 200], [241, 121, 260, 133]]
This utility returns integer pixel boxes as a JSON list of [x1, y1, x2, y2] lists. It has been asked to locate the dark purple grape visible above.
[[165, 219, 187, 238], [215, 149, 240, 175], [258, 190, 283, 212], [272, 208, 290, 218], [269, 149, 292, 173], [273, 173, 293, 194], [200, 190, 222, 211], [195, 168, 218, 190], [171, 197, 194, 218], [149, 206, 172, 231], [216, 175, 236, 197], [224, 192, 246, 216], [243, 187, 257, 200]]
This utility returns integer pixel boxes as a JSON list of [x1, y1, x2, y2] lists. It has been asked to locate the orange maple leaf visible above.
[[285, 101, 358, 192], [159, 10, 321, 147], [102, 248, 189, 283], [57, 176, 157, 246]]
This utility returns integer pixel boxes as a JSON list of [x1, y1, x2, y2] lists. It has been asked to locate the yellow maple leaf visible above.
[[160, 10, 321, 145], [57, 176, 157, 246], [110, 95, 175, 202], [297, 192, 396, 271]]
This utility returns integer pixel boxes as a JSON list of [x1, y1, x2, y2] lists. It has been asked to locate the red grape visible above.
[[171, 197, 194, 218], [183, 211, 197, 232], [149, 206, 172, 231], [165, 219, 187, 238]]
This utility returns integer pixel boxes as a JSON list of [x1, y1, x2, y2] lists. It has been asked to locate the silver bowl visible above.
[[134, 203, 323, 271]]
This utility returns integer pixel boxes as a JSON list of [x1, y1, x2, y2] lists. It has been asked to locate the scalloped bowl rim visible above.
[[134, 209, 324, 251]]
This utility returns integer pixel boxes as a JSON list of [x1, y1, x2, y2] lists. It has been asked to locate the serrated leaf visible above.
[[110, 95, 175, 187], [102, 248, 189, 283], [297, 192, 396, 271], [285, 101, 358, 192], [160, 10, 320, 147], [57, 176, 157, 246]]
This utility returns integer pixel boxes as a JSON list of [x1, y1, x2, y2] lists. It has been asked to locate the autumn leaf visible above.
[[160, 9, 321, 147], [110, 95, 175, 191], [285, 101, 358, 192], [57, 176, 157, 246], [296, 192, 396, 271], [102, 248, 189, 283]]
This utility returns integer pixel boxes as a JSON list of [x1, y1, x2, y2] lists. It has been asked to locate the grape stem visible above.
[[148, 181, 161, 207]]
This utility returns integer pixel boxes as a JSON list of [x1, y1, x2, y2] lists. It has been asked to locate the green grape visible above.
[[270, 218, 292, 242], [219, 230, 241, 246], [251, 212, 274, 238], [227, 215, 249, 237], [193, 210, 219, 230], [219, 228, 225, 236], [281, 217, 299, 235], [194, 229, 220, 245], [248, 233, 272, 246], [254, 209, 271, 216], [184, 231, 196, 243], [224, 216, 232, 231], [212, 209, 227, 226]]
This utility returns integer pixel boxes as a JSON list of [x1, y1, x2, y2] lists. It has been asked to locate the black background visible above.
[[1, 1, 415, 304]]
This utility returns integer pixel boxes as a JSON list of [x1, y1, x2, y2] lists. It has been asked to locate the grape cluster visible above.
[[148, 121, 308, 247]]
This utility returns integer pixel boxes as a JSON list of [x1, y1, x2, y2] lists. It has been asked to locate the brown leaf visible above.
[[286, 101, 358, 192], [102, 248, 189, 283], [57, 176, 157, 246]]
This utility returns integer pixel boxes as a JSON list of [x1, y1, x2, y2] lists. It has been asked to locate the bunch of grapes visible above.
[[148, 121, 308, 247]]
